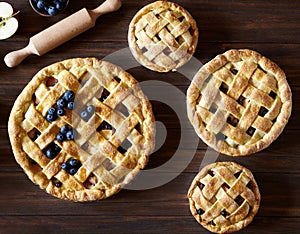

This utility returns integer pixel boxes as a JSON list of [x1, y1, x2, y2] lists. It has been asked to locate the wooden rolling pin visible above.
[[4, 0, 122, 67]]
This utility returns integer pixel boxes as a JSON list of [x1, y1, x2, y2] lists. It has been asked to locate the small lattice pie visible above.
[[128, 0, 198, 72], [188, 162, 261, 233], [187, 49, 292, 156], [8, 58, 155, 202]]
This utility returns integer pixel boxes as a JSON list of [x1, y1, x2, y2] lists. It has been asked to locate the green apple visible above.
[[0, 2, 18, 40]]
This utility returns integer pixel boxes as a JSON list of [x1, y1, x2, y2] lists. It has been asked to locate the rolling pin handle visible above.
[[4, 42, 37, 68], [89, 0, 122, 19], [4, 0, 122, 68]]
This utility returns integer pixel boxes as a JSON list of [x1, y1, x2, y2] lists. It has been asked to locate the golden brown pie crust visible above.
[[188, 162, 261, 233], [187, 49, 292, 156], [8, 58, 155, 201], [128, 0, 199, 72]]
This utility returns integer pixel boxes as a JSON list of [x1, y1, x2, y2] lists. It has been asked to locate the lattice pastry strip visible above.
[[187, 49, 292, 156], [8, 58, 155, 201], [128, 0, 198, 72], [188, 162, 261, 233], [42, 151, 67, 179], [22, 134, 50, 168]]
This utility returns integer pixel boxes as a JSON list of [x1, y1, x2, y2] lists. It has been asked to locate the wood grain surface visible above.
[[1, 0, 299, 233]]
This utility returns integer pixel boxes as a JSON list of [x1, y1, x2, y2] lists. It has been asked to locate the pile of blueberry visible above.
[[80, 105, 95, 122], [31, 0, 68, 16], [61, 158, 82, 175], [46, 90, 75, 122], [98, 121, 113, 131], [44, 142, 61, 160], [56, 125, 75, 142]]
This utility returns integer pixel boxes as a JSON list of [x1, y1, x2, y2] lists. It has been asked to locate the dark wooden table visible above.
[[1, 0, 299, 233]]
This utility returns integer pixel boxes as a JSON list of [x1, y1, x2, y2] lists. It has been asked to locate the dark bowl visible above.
[[29, 0, 69, 17]]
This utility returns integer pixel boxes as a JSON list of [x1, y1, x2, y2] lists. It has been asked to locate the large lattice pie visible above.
[[8, 58, 155, 201], [187, 49, 292, 156], [188, 162, 261, 233], [128, 0, 198, 72]]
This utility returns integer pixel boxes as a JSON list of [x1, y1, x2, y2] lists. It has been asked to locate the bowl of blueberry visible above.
[[29, 0, 69, 16]]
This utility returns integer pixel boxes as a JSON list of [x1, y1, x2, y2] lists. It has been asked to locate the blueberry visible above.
[[34, 132, 41, 140], [231, 69, 238, 75], [80, 110, 88, 120], [46, 113, 57, 122], [44, 5, 49, 12], [60, 125, 69, 134], [48, 107, 56, 115], [56, 99, 66, 109], [86, 105, 95, 114], [54, 181, 62, 188], [57, 108, 65, 116], [209, 220, 216, 226], [61, 162, 69, 171], [69, 158, 78, 167], [48, 6, 58, 15], [97, 121, 113, 131], [66, 130, 74, 140], [56, 133, 64, 142], [45, 148, 56, 159], [197, 208, 204, 215], [53, 144, 61, 153], [36, 0, 46, 10], [63, 90, 75, 102], [67, 101, 75, 110], [55, 2, 64, 10], [69, 168, 77, 175], [105, 124, 112, 130], [99, 91, 109, 102], [100, 96, 108, 102], [221, 210, 227, 217]]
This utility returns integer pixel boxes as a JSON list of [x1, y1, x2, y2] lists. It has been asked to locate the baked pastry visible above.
[[187, 49, 292, 156], [128, 0, 198, 72], [188, 162, 261, 233], [8, 58, 155, 202]]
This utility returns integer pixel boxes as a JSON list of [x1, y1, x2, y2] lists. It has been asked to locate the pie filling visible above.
[[83, 173, 98, 189], [46, 76, 58, 87]]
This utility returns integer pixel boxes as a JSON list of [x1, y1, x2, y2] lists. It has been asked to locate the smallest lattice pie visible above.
[[188, 162, 260, 233], [128, 0, 198, 72]]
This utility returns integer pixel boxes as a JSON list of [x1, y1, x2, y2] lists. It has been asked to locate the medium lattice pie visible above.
[[187, 49, 292, 156], [8, 58, 155, 202], [188, 162, 261, 233], [128, 0, 199, 72]]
